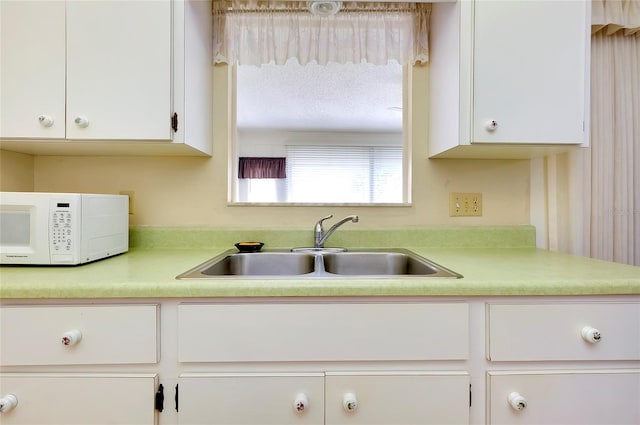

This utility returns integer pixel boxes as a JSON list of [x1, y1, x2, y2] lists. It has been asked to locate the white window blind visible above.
[[286, 145, 403, 203]]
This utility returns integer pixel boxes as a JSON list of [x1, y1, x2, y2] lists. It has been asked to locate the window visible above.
[[217, 1, 428, 205]]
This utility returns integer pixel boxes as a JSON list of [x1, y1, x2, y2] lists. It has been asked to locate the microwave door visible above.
[[0, 199, 51, 264]]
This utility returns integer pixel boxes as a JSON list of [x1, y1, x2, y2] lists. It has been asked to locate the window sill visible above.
[[228, 202, 413, 207]]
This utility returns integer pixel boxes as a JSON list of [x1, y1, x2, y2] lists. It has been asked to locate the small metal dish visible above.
[[234, 242, 264, 253]]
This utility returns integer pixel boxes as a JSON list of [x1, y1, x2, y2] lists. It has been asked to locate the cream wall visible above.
[[13, 65, 531, 228], [0, 150, 34, 191]]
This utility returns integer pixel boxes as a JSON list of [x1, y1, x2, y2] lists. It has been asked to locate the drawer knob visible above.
[[0, 394, 18, 413], [37, 114, 54, 127], [485, 120, 498, 131], [508, 392, 527, 411], [293, 393, 309, 413], [61, 329, 82, 346], [581, 326, 602, 343], [343, 393, 358, 412], [74, 116, 90, 128]]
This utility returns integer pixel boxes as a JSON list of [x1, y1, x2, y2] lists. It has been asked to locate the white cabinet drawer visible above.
[[0, 373, 158, 425], [0, 305, 159, 366], [487, 303, 640, 361], [487, 370, 640, 425], [325, 372, 469, 425], [178, 302, 468, 362], [178, 373, 324, 425]]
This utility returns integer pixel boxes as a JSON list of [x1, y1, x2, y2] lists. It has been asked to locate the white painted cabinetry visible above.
[[1, 297, 638, 425], [324, 372, 469, 425], [0, 1, 66, 139], [0, 305, 159, 365], [0, 0, 212, 156], [177, 302, 471, 424], [177, 302, 469, 362], [65, 1, 172, 141], [486, 302, 640, 425], [0, 373, 158, 425], [178, 372, 470, 425], [487, 370, 640, 425], [428, 0, 590, 158], [0, 304, 160, 425], [178, 373, 325, 425], [486, 302, 640, 361]]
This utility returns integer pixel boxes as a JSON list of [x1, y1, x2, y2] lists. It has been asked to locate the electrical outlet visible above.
[[119, 190, 135, 215], [449, 192, 482, 217]]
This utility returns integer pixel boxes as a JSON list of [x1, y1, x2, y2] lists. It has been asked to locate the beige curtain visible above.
[[592, 0, 640, 35], [589, 30, 640, 265], [213, 1, 430, 66]]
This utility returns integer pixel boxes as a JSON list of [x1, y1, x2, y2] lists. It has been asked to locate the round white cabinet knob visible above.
[[485, 120, 498, 131], [508, 392, 527, 411], [343, 393, 358, 412], [61, 329, 82, 346], [0, 394, 18, 413], [38, 115, 54, 127], [74, 116, 89, 128], [581, 326, 602, 343], [293, 393, 309, 413]]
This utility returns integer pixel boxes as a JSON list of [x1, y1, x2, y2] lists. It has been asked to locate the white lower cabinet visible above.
[[178, 302, 469, 362], [486, 301, 640, 425], [324, 372, 469, 425], [176, 302, 471, 425], [177, 372, 469, 425], [2, 297, 639, 425], [0, 305, 159, 366], [487, 370, 640, 425], [0, 373, 158, 425], [0, 304, 160, 425], [486, 303, 640, 361], [178, 373, 325, 425]]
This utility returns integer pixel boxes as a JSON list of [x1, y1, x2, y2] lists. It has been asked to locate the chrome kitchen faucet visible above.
[[314, 214, 359, 248]]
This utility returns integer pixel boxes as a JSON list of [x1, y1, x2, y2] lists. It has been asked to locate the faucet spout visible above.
[[314, 214, 359, 248]]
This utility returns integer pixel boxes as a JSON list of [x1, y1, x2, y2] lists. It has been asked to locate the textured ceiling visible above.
[[236, 60, 403, 132]]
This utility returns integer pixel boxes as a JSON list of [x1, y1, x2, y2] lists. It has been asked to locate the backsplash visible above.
[[129, 225, 536, 250]]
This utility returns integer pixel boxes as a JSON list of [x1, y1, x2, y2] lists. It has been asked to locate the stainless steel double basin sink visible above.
[[177, 248, 462, 279]]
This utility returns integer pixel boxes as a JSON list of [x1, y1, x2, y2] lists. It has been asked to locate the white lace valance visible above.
[[592, 0, 640, 35], [213, 1, 430, 66]]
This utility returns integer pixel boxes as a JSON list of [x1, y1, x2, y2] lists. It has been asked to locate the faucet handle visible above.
[[315, 214, 333, 229]]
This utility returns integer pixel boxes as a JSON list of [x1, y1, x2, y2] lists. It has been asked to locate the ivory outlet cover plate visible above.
[[449, 192, 482, 217]]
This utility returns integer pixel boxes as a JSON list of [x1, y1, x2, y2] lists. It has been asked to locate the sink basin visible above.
[[179, 252, 316, 278], [322, 251, 459, 277], [176, 249, 461, 279]]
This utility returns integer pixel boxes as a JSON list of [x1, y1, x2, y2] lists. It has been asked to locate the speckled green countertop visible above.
[[1, 226, 639, 299]]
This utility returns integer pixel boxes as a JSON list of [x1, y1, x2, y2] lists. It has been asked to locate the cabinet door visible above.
[[66, 0, 172, 140], [325, 372, 469, 425], [488, 370, 640, 424], [178, 373, 324, 425], [472, 0, 587, 144], [0, 305, 159, 366], [0, 373, 158, 424], [0, 0, 66, 138]]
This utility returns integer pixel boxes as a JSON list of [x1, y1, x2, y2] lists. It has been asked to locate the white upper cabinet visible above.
[[0, 0, 212, 156], [429, 0, 590, 158], [65, 1, 172, 141], [0, 1, 66, 139], [472, 1, 587, 145]]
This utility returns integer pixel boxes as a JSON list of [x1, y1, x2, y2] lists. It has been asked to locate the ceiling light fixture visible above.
[[308, 1, 342, 16]]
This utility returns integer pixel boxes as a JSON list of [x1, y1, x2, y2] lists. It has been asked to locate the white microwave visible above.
[[0, 192, 129, 265]]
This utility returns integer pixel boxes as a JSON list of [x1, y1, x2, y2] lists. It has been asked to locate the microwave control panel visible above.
[[50, 202, 75, 262]]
